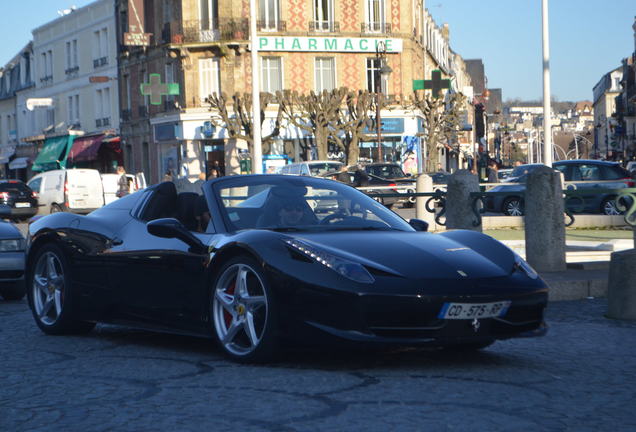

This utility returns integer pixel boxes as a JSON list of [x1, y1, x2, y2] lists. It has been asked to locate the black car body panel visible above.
[[26, 175, 547, 352], [0, 180, 38, 220]]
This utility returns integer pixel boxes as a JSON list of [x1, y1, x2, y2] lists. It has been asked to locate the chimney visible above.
[[442, 23, 450, 41]]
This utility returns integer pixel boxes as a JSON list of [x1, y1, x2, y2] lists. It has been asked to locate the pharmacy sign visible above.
[[258, 37, 403, 53]]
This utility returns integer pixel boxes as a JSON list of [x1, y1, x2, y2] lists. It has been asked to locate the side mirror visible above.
[[147, 218, 206, 253], [408, 218, 429, 232]]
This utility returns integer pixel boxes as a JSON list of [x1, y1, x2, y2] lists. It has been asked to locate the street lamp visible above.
[[375, 42, 392, 162]]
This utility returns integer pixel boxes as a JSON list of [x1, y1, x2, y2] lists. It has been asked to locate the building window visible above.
[[365, 0, 385, 32], [366, 58, 388, 94], [46, 108, 55, 128], [165, 63, 176, 103], [199, 58, 220, 102], [163, 0, 173, 23], [41, 50, 53, 84], [259, 0, 280, 30], [67, 95, 80, 126], [314, 57, 335, 92], [93, 28, 109, 68], [65, 40, 79, 77], [95, 88, 111, 127], [313, 0, 334, 31], [261, 57, 282, 94], [199, 0, 218, 30]]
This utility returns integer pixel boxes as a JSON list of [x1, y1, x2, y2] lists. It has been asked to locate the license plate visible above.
[[438, 301, 511, 320], [15, 202, 30, 208]]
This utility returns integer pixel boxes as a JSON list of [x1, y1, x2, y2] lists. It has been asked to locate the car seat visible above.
[[175, 192, 199, 231]]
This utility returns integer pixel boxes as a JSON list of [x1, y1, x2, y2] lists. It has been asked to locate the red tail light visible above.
[[622, 178, 635, 187], [32, 191, 39, 199], [388, 183, 396, 187], [64, 180, 69, 207], [0, 192, 9, 200]]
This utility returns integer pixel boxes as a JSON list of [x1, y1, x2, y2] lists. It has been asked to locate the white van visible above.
[[279, 160, 343, 176], [100, 173, 146, 205], [27, 169, 105, 214]]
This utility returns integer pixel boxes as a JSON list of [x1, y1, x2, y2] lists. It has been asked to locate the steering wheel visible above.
[[320, 213, 348, 225]]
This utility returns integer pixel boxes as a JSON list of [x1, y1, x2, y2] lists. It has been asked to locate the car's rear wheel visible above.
[[601, 197, 622, 215], [502, 197, 524, 216], [211, 257, 278, 362], [28, 244, 95, 335], [0, 281, 26, 301], [50, 204, 64, 213]]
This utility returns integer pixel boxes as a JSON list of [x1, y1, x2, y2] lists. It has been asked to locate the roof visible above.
[[553, 159, 619, 166]]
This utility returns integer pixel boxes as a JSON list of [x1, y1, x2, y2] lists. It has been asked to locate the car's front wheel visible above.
[[601, 197, 622, 215], [211, 257, 278, 363], [502, 197, 524, 216], [27, 244, 95, 335]]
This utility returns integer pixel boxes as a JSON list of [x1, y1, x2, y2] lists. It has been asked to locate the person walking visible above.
[[487, 160, 499, 184], [116, 166, 130, 198]]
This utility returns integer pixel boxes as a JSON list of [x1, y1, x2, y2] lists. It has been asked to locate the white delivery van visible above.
[[100, 173, 145, 205], [27, 169, 105, 214]]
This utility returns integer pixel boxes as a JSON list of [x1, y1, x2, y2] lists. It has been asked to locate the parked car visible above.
[[27, 169, 105, 215], [487, 160, 634, 216], [279, 160, 344, 177], [322, 165, 402, 209], [362, 163, 416, 208], [498, 169, 513, 181], [0, 180, 38, 221], [0, 218, 26, 301], [25, 175, 547, 362]]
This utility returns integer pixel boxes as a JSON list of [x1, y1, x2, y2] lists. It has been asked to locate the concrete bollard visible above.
[[445, 169, 481, 232], [415, 174, 435, 228], [607, 249, 636, 320], [524, 166, 566, 272]]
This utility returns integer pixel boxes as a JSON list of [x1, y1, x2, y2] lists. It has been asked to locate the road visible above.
[[1, 297, 635, 431]]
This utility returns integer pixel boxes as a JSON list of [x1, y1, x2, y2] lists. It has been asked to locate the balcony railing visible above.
[[92, 57, 108, 68], [40, 75, 53, 86], [181, 19, 249, 43], [64, 66, 79, 78], [309, 21, 339, 33], [360, 22, 392, 34], [121, 109, 131, 122], [257, 20, 286, 32], [138, 105, 148, 117]]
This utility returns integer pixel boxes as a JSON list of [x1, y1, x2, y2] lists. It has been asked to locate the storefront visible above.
[[66, 133, 123, 173], [31, 135, 75, 172]]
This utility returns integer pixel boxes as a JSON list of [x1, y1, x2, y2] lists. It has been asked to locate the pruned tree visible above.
[[277, 88, 347, 161], [330, 90, 380, 165], [206, 92, 284, 156], [406, 91, 466, 171]]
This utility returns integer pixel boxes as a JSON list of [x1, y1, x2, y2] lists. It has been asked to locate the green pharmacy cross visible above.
[[413, 69, 451, 98], [140, 73, 180, 105]]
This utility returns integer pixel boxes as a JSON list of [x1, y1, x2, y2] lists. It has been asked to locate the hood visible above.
[[0, 220, 23, 239], [294, 230, 514, 280]]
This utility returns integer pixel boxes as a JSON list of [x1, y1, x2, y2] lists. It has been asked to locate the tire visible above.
[[211, 256, 278, 363], [502, 197, 524, 216], [442, 340, 495, 352], [27, 244, 95, 335], [0, 281, 26, 301], [50, 204, 64, 214], [601, 197, 622, 216]]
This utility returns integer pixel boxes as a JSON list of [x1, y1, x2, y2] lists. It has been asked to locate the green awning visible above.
[[32, 135, 75, 172]]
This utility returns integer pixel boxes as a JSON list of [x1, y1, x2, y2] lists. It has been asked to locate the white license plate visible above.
[[438, 301, 511, 320], [15, 202, 30, 208]]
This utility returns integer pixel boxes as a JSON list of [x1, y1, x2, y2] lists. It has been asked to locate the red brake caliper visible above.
[[223, 277, 236, 327]]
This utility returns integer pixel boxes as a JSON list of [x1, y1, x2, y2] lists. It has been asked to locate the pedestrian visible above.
[[437, 162, 448, 173], [352, 164, 369, 187], [487, 160, 499, 184], [212, 160, 224, 177], [514, 160, 523, 168], [163, 171, 173, 182], [116, 166, 129, 198], [207, 169, 218, 180]]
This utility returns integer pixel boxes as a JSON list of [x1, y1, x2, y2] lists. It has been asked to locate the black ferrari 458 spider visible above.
[[26, 174, 548, 362]]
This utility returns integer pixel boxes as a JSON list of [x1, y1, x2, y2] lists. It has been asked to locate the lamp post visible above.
[[375, 41, 392, 162]]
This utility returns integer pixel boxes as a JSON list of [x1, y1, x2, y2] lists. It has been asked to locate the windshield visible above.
[[212, 175, 413, 232], [309, 162, 343, 176], [367, 165, 406, 179]]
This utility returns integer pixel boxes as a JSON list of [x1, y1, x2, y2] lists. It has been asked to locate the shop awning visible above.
[[9, 157, 29, 170], [0, 145, 16, 164], [32, 135, 75, 172], [67, 134, 106, 163]]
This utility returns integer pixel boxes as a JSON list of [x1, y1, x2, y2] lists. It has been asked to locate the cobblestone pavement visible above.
[[2, 298, 635, 431]]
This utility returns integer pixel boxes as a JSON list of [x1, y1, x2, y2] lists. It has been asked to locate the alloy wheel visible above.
[[32, 251, 65, 326], [603, 199, 620, 215], [212, 263, 268, 357], [504, 199, 523, 216]]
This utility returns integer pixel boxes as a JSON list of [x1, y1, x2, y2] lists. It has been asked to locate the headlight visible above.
[[514, 254, 538, 279], [285, 239, 375, 284], [0, 238, 25, 252]]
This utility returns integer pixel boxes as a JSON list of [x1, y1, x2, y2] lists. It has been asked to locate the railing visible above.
[[92, 57, 108, 68], [309, 21, 339, 32], [257, 20, 286, 32], [40, 75, 53, 85], [65, 66, 79, 78], [181, 19, 249, 43], [121, 109, 131, 122], [360, 22, 392, 34]]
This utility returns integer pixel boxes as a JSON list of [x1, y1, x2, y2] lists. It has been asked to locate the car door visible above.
[[568, 163, 601, 212], [107, 184, 213, 331]]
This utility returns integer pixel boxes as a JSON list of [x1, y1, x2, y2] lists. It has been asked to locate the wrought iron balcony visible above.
[[360, 22, 392, 34], [93, 57, 108, 68], [181, 19, 249, 43], [257, 20, 286, 32], [40, 75, 53, 86], [309, 21, 339, 33], [121, 109, 131, 122], [64, 66, 79, 78]]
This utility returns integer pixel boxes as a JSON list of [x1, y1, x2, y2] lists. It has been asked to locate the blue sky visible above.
[[2, 0, 634, 102]]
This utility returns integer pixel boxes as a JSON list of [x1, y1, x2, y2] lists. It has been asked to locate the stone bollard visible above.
[[445, 169, 481, 232], [415, 174, 435, 228], [607, 249, 636, 320], [524, 166, 566, 272]]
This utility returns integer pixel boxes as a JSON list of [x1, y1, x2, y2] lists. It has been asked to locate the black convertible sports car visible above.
[[26, 175, 548, 362]]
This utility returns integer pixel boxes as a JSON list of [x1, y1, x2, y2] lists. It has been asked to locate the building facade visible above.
[[592, 66, 622, 159]]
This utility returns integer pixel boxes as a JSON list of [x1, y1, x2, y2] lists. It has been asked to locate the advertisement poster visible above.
[[161, 147, 178, 179]]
